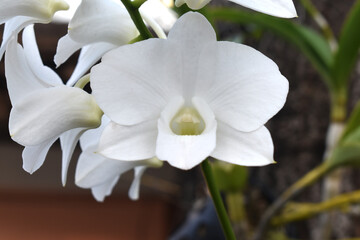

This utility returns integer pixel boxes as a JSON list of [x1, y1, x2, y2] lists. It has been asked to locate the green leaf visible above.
[[331, 0, 360, 90], [204, 7, 334, 89], [339, 101, 360, 143], [211, 161, 248, 192], [329, 143, 360, 168]]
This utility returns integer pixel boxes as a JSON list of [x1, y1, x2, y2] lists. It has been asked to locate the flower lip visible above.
[[170, 107, 205, 135]]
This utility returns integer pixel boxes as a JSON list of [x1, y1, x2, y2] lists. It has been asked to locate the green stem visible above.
[[120, 0, 153, 40], [253, 162, 333, 240], [201, 159, 236, 240]]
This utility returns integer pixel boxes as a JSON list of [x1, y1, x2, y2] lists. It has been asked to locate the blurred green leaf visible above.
[[329, 100, 360, 168], [329, 143, 360, 168], [211, 161, 248, 192], [339, 101, 360, 143], [331, 0, 360, 90], [204, 7, 334, 88]]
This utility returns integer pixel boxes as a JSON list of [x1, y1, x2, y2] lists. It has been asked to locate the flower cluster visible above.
[[3, 0, 294, 201]]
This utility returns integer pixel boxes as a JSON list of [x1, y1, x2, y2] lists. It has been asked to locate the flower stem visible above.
[[120, 0, 153, 40], [201, 159, 236, 240]]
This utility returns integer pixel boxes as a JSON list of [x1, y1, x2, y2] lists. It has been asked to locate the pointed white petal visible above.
[[228, 0, 297, 18], [0, 15, 43, 61], [60, 128, 86, 186], [54, 35, 83, 67], [196, 41, 288, 132], [68, 0, 138, 45], [0, 0, 69, 22], [174, 0, 211, 10], [91, 39, 181, 125], [156, 97, 217, 170], [168, 12, 216, 101], [5, 36, 48, 104], [22, 137, 57, 174], [91, 176, 120, 202], [128, 166, 147, 200], [212, 123, 275, 166], [98, 120, 157, 161], [22, 25, 63, 86], [9, 86, 102, 146], [75, 149, 147, 188], [66, 42, 117, 86]]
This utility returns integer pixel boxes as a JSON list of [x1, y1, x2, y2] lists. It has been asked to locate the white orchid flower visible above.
[[0, 0, 69, 59], [175, 0, 297, 18], [5, 25, 103, 183], [90, 12, 289, 170], [75, 116, 163, 201], [55, 0, 175, 86]]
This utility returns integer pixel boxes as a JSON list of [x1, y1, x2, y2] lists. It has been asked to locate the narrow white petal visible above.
[[68, 0, 138, 45], [60, 128, 86, 186], [0, 16, 33, 59], [66, 42, 117, 86], [54, 35, 83, 67], [91, 39, 181, 125], [91, 176, 120, 202], [212, 123, 275, 166], [98, 120, 157, 161], [5, 36, 47, 104], [22, 137, 57, 174], [156, 97, 217, 170], [22, 25, 63, 86], [0, 0, 69, 22], [228, 0, 297, 18], [75, 149, 147, 188], [139, 10, 167, 39], [196, 41, 288, 132], [128, 166, 147, 200], [9, 86, 102, 146]]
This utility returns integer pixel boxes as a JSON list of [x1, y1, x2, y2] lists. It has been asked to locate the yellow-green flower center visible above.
[[170, 107, 205, 135]]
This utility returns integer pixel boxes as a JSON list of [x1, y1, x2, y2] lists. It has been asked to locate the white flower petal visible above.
[[128, 166, 147, 200], [174, 0, 211, 10], [0, 16, 32, 59], [68, 0, 138, 45], [0, 0, 69, 23], [80, 115, 110, 150], [5, 36, 48, 104], [9, 86, 102, 146], [75, 149, 146, 188], [66, 42, 117, 86], [211, 123, 275, 166], [98, 120, 157, 161], [91, 39, 181, 125], [229, 0, 297, 18], [60, 128, 86, 186], [168, 12, 216, 101], [54, 35, 83, 67], [22, 137, 57, 174], [156, 97, 217, 170], [196, 41, 288, 132], [91, 176, 120, 202], [140, 0, 177, 31], [22, 25, 63, 86]]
